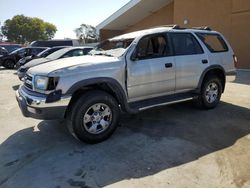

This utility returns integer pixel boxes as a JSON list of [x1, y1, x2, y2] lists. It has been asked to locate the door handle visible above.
[[165, 63, 173, 68], [202, 59, 208, 64]]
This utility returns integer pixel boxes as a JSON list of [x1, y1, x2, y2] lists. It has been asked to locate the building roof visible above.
[[96, 0, 174, 32], [109, 26, 172, 40], [109, 26, 217, 41]]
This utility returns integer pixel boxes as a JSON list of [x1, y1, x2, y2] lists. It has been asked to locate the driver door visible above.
[[126, 33, 175, 102]]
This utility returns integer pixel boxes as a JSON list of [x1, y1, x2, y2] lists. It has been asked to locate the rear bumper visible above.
[[226, 70, 236, 82], [16, 86, 71, 120]]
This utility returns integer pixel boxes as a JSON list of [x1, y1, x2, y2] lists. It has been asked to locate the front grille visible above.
[[24, 74, 33, 90], [19, 67, 27, 72]]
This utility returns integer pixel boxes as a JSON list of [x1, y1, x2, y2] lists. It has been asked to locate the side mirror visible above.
[[130, 50, 138, 61]]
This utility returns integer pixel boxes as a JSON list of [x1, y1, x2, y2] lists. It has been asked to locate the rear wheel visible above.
[[195, 76, 222, 109], [4, 59, 15, 69], [69, 90, 120, 144]]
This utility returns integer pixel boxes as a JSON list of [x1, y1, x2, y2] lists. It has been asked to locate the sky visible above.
[[0, 0, 130, 39]]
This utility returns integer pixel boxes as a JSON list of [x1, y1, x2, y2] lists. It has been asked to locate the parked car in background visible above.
[[16, 46, 69, 67], [16, 26, 236, 144], [0, 47, 8, 66], [0, 47, 48, 69], [0, 44, 22, 53], [0, 47, 8, 56], [17, 46, 93, 79], [29, 39, 81, 47]]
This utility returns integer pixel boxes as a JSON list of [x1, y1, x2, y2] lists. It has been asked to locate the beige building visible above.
[[97, 0, 250, 69]]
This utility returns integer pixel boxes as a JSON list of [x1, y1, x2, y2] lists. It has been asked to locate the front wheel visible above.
[[4, 59, 15, 69], [69, 90, 120, 144], [195, 76, 222, 109]]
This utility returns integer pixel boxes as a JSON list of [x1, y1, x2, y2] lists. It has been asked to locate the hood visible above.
[[28, 55, 120, 75], [24, 58, 51, 68]]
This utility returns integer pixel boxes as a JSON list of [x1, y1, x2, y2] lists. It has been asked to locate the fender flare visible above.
[[196, 65, 226, 92], [66, 77, 137, 113]]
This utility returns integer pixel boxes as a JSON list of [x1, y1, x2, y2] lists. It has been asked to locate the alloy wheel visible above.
[[83, 103, 112, 134]]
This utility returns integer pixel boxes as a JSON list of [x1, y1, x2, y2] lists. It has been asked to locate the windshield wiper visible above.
[[91, 52, 114, 57]]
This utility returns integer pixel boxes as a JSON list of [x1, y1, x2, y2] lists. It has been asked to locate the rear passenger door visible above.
[[169, 32, 208, 92]]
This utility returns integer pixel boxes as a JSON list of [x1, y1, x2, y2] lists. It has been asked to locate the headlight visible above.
[[18, 58, 25, 65], [34, 76, 48, 90]]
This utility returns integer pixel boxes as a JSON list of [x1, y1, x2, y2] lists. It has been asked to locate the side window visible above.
[[135, 34, 171, 60], [62, 49, 83, 58], [31, 48, 45, 55], [17, 48, 27, 56], [196, 33, 228, 53], [171, 33, 204, 56], [83, 48, 93, 55], [71, 49, 84, 56]]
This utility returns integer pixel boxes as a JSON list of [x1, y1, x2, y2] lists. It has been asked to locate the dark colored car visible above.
[[16, 46, 69, 67], [0, 47, 48, 69], [0, 47, 8, 56], [0, 47, 8, 65], [0, 44, 22, 53], [17, 46, 93, 80]]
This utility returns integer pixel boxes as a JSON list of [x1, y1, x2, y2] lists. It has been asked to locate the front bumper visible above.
[[16, 86, 71, 120], [226, 70, 237, 82]]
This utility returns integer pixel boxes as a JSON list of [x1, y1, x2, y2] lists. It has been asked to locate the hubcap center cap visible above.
[[92, 112, 102, 122]]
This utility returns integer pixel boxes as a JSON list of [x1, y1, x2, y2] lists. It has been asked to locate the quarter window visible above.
[[196, 33, 228, 53], [170, 33, 203, 56], [135, 34, 171, 60]]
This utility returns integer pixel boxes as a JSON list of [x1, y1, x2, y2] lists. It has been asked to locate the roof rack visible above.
[[192, 27, 212, 31], [163, 24, 181, 29], [150, 25, 212, 31], [151, 24, 186, 30]]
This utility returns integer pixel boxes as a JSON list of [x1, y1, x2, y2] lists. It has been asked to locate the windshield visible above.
[[89, 38, 134, 57], [37, 48, 51, 57], [45, 48, 71, 60], [10, 48, 25, 55]]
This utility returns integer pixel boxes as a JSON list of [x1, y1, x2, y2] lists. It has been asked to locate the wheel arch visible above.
[[65, 77, 131, 119], [197, 65, 226, 93]]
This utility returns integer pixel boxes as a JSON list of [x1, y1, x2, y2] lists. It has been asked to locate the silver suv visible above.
[[16, 26, 237, 143]]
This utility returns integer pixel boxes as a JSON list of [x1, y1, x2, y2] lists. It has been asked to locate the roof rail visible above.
[[192, 27, 212, 31], [150, 24, 185, 30], [163, 24, 180, 29]]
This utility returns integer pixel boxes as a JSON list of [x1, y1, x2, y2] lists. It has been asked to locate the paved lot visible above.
[[0, 68, 250, 188]]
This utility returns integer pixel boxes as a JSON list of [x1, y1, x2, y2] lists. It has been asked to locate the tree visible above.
[[1, 15, 57, 44], [74, 24, 99, 43]]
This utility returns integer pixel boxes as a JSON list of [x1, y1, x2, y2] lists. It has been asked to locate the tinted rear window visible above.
[[196, 33, 228, 53]]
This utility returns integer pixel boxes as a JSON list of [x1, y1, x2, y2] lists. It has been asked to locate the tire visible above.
[[4, 59, 15, 69], [195, 75, 222, 109], [16, 62, 21, 69], [69, 90, 120, 144]]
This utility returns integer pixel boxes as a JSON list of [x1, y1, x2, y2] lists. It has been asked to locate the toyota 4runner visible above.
[[16, 25, 237, 143]]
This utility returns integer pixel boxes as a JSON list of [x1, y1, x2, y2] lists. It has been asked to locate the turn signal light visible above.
[[233, 55, 237, 68]]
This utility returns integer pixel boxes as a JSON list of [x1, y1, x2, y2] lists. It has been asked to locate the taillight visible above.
[[233, 55, 237, 68]]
